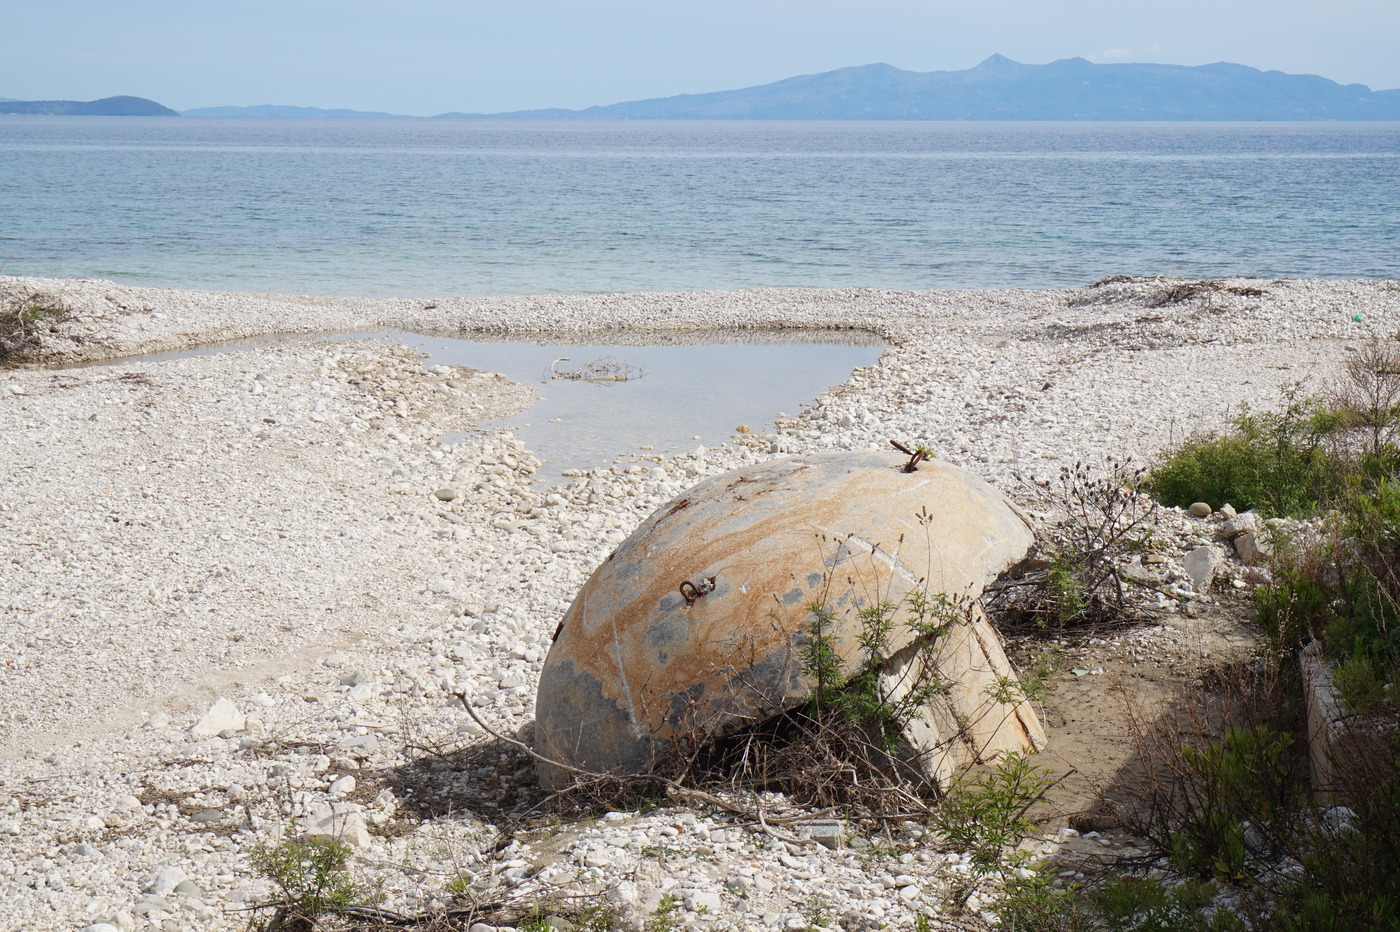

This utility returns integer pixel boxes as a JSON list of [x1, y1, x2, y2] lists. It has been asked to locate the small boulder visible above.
[[1235, 531, 1273, 567], [1243, 566, 1275, 586], [1188, 502, 1213, 517], [1182, 545, 1226, 591], [1220, 511, 1261, 541], [188, 698, 244, 738], [143, 864, 188, 896], [302, 802, 371, 848]]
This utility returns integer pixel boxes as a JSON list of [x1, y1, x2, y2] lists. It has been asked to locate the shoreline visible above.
[[2, 275, 1398, 930]]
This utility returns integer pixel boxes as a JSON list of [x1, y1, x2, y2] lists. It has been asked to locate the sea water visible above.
[[1, 118, 1397, 296]]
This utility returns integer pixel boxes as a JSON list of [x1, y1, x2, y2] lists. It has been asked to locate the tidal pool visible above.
[[65, 329, 886, 481], [408, 331, 884, 482]]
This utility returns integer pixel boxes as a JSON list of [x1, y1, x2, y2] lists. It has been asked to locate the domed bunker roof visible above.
[[534, 450, 1044, 790]]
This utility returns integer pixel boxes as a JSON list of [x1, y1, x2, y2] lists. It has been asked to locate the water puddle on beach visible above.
[[73, 330, 885, 482]]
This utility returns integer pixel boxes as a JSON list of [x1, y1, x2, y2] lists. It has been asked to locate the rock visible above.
[[806, 819, 845, 849], [1219, 503, 1238, 519], [144, 864, 188, 896], [535, 451, 1044, 790], [1182, 545, 1226, 591], [188, 698, 244, 738], [1118, 563, 1157, 584], [686, 890, 725, 913], [1187, 502, 1212, 517], [329, 775, 357, 796], [172, 879, 204, 897], [1220, 511, 1261, 540], [1235, 531, 1273, 566], [302, 802, 372, 848], [1243, 566, 1275, 586], [607, 880, 640, 907], [81, 925, 120, 932], [337, 734, 380, 756], [433, 487, 459, 502]]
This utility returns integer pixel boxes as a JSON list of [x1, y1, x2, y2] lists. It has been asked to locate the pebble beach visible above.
[[2, 274, 1398, 931]]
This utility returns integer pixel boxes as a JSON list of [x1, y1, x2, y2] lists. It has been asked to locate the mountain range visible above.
[[5, 57, 1399, 120]]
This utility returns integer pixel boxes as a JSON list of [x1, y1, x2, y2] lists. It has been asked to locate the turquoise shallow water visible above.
[[1, 118, 1397, 296]]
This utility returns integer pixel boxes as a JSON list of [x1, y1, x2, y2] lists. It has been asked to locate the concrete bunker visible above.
[[534, 450, 1046, 790]]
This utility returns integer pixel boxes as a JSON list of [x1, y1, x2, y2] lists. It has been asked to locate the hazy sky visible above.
[[6, 0, 1398, 114]]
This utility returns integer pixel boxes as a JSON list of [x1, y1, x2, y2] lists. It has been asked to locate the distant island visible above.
[[10, 57, 1400, 121], [0, 95, 177, 116], [439, 55, 1400, 121]]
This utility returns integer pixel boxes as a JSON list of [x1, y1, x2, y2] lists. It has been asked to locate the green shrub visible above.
[[1254, 561, 1336, 656], [1146, 395, 1349, 516], [1047, 552, 1089, 626], [989, 862, 1086, 931], [990, 460, 1157, 633], [1253, 502, 1400, 714], [246, 835, 363, 925], [934, 750, 1056, 871], [1091, 877, 1246, 932], [1273, 765, 1400, 932], [0, 285, 73, 364], [803, 588, 958, 753], [1168, 725, 1299, 881]]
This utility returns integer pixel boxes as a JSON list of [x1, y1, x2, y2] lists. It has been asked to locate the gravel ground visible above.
[[1, 275, 1397, 931]]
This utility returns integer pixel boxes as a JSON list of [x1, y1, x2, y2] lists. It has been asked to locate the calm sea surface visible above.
[[1, 118, 1397, 296]]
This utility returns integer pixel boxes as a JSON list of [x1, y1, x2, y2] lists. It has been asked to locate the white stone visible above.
[[1235, 531, 1273, 566], [188, 698, 244, 738], [1220, 511, 1261, 540], [607, 880, 640, 906], [144, 864, 188, 896], [686, 890, 725, 913], [328, 775, 357, 796], [1182, 545, 1225, 591], [302, 802, 372, 848]]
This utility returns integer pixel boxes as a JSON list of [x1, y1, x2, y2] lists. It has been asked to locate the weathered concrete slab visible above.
[[534, 451, 1046, 789]]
